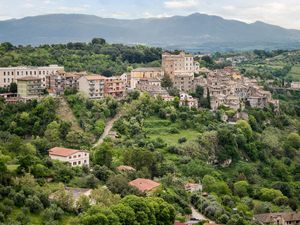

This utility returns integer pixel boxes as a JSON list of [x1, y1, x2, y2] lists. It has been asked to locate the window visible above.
[[73, 162, 77, 166], [73, 155, 77, 158], [78, 161, 81, 165], [78, 154, 81, 157], [4, 78, 6, 83], [84, 160, 87, 163], [69, 156, 72, 159], [12, 72, 14, 75], [3, 72, 6, 75]]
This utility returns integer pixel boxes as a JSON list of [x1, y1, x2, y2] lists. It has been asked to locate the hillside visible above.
[[1, 13, 300, 51]]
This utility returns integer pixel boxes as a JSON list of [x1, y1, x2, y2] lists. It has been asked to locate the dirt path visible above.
[[93, 112, 122, 147], [190, 206, 215, 223], [57, 97, 83, 132]]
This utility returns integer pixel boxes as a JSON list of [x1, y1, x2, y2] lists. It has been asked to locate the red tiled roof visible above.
[[49, 147, 81, 157], [129, 178, 160, 192]]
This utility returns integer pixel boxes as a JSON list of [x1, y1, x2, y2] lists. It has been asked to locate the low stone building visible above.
[[254, 212, 300, 225], [174, 74, 194, 92], [179, 93, 198, 108]]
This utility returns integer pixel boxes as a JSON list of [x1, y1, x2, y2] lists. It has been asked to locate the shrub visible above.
[[25, 195, 43, 213], [178, 137, 187, 144]]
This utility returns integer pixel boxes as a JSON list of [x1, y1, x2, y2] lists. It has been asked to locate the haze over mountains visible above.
[[1, 13, 300, 51]]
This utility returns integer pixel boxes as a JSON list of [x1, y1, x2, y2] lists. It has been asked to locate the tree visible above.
[[93, 143, 113, 168], [9, 82, 17, 93], [90, 187, 121, 207], [207, 88, 211, 109], [111, 203, 136, 225], [260, 188, 284, 202], [25, 195, 43, 213], [161, 75, 173, 88], [44, 121, 61, 144], [91, 38, 106, 45], [42, 204, 64, 221], [107, 175, 140, 197], [76, 195, 91, 213], [195, 86, 204, 100], [234, 181, 250, 197]]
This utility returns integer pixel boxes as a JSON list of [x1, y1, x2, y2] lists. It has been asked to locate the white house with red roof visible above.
[[48, 147, 89, 167]]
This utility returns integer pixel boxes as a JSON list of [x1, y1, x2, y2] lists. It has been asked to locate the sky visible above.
[[0, 0, 300, 29]]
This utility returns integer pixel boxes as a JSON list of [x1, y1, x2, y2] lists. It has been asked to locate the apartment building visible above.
[[47, 71, 86, 95], [0, 65, 64, 88], [17, 77, 43, 98], [78, 75, 126, 99], [130, 67, 164, 89], [78, 75, 106, 99], [49, 147, 89, 167], [104, 76, 126, 98]]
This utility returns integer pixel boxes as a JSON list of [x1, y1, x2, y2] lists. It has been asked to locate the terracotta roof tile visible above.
[[129, 178, 160, 192], [49, 147, 83, 157]]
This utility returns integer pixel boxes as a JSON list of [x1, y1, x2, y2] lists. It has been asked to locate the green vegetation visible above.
[[0, 43, 300, 225], [0, 39, 162, 76], [286, 64, 300, 81]]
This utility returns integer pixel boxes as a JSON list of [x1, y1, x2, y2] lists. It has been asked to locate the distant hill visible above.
[[1, 13, 300, 51]]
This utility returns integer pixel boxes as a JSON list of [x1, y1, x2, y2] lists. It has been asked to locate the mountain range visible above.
[[1, 13, 300, 51]]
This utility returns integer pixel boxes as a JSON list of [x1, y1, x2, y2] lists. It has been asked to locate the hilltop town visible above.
[[0, 41, 300, 225], [0, 51, 280, 113]]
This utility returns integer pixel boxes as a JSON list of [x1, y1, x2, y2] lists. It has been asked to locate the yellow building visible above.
[[130, 67, 163, 89], [17, 77, 43, 98]]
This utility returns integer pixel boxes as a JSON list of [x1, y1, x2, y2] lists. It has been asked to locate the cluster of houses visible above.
[[194, 67, 280, 110], [0, 52, 280, 111]]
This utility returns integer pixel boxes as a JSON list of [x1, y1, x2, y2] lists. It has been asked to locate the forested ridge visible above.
[[0, 39, 162, 76]]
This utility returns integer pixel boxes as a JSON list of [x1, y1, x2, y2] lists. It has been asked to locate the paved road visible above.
[[93, 113, 122, 147]]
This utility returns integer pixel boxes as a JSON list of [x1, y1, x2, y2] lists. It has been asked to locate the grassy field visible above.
[[286, 65, 300, 81], [144, 117, 200, 146]]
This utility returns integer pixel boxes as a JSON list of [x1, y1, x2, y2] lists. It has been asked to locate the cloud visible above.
[[164, 0, 199, 9]]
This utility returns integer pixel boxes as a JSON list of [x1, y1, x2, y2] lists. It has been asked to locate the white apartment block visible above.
[[0, 65, 64, 88], [49, 147, 89, 167], [78, 75, 106, 99]]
